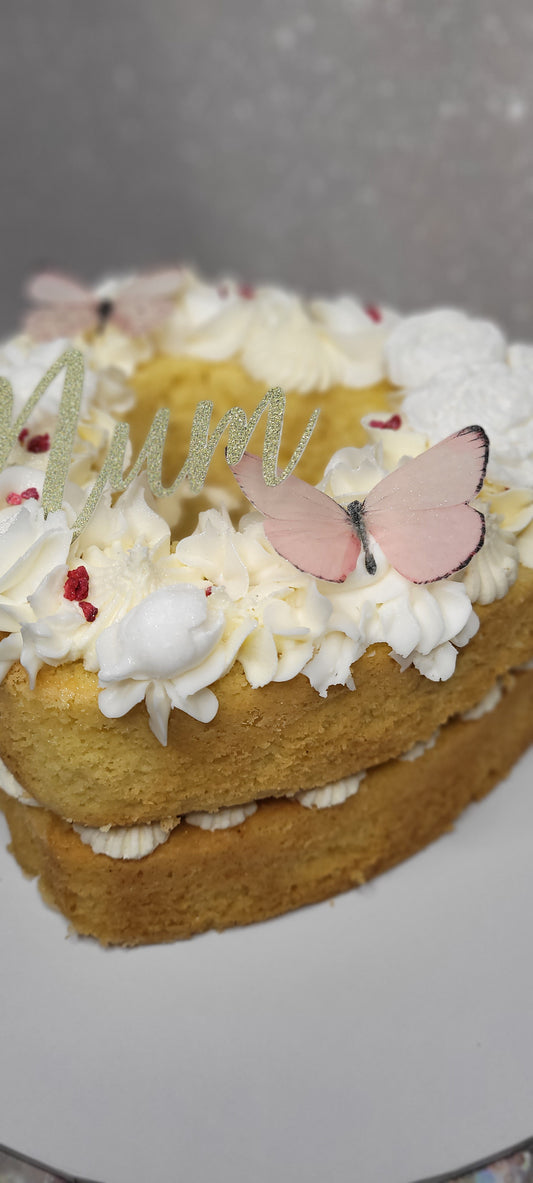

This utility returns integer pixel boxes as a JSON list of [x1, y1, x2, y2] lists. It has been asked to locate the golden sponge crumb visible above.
[[3, 668, 533, 946]]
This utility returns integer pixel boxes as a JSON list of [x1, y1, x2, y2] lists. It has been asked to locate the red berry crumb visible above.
[[64, 565, 90, 602], [18, 428, 29, 445], [368, 414, 402, 431], [27, 432, 51, 454], [6, 487, 40, 506], [80, 601, 98, 623], [365, 303, 382, 323], [204, 585, 213, 596], [239, 283, 255, 299]]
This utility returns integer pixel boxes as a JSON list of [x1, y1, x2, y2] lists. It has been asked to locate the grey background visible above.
[[1, 0, 533, 337]]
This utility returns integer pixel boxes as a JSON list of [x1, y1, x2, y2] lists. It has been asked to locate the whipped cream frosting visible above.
[[185, 802, 258, 830], [458, 512, 518, 605], [399, 729, 440, 762], [73, 270, 396, 394], [460, 680, 503, 720], [385, 309, 506, 388], [73, 818, 178, 859], [394, 374, 533, 491], [0, 753, 39, 806], [0, 286, 532, 747], [295, 772, 365, 809]]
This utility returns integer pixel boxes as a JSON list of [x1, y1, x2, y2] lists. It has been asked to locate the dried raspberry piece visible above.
[[204, 585, 213, 596], [27, 432, 50, 454], [80, 601, 98, 623], [368, 414, 402, 431], [21, 487, 40, 500], [365, 303, 383, 323], [64, 565, 90, 602], [239, 283, 255, 299], [6, 492, 23, 506], [18, 428, 29, 445]]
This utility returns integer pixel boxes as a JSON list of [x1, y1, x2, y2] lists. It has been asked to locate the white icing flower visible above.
[[11, 479, 184, 684], [361, 415, 428, 470], [159, 276, 395, 393], [241, 288, 392, 393], [486, 485, 533, 535], [0, 499, 72, 624], [185, 802, 257, 830], [309, 296, 397, 387], [319, 443, 387, 500], [159, 277, 255, 361], [81, 325, 153, 378], [175, 465, 476, 701], [518, 523, 533, 567], [74, 474, 171, 556], [458, 512, 518, 604], [296, 771, 365, 809], [483, 484, 533, 570], [96, 584, 252, 744], [175, 507, 360, 692], [400, 361, 533, 486], [385, 309, 506, 388], [74, 818, 178, 859]]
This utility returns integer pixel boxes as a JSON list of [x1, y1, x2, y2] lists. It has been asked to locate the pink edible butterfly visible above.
[[23, 268, 184, 340], [229, 425, 489, 584]]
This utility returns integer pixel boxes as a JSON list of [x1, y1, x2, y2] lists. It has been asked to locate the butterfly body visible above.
[[23, 268, 184, 340], [229, 425, 489, 585], [346, 499, 377, 575], [96, 298, 114, 330]]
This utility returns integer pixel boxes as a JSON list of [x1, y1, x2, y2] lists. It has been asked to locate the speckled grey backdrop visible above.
[[1, 0, 533, 337]]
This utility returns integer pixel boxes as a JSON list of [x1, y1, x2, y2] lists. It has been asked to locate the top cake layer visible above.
[[1, 270, 533, 829]]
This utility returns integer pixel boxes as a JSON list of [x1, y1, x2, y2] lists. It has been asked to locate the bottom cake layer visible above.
[[2, 668, 533, 946]]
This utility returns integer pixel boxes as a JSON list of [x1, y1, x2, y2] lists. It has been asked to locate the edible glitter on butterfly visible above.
[[23, 268, 184, 340], [229, 425, 489, 584]]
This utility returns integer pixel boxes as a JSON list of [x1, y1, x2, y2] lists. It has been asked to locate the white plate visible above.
[[1, 750, 533, 1183]]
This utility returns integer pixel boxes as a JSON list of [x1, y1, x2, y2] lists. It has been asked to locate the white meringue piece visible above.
[[96, 584, 227, 742], [400, 361, 533, 487], [385, 309, 506, 388]]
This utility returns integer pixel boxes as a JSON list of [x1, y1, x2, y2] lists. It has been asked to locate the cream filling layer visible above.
[[1, 673, 521, 861]]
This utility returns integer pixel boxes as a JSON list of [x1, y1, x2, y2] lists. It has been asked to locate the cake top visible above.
[[0, 269, 532, 744]]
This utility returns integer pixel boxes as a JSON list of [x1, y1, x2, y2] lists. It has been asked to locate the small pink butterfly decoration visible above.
[[23, 268, 184, 340], [229, 425, 489, 584]]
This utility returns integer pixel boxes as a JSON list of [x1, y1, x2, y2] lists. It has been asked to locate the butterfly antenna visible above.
[[348, 500, 377, 576]]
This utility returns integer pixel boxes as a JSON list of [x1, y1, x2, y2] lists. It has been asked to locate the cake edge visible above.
[[2, 667, 533, 946]]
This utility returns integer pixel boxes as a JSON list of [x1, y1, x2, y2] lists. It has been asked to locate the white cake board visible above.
[[1, 749, 532, 1183]]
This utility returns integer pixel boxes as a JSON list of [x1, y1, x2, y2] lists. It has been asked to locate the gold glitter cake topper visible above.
[[0, 347, 319, 536]]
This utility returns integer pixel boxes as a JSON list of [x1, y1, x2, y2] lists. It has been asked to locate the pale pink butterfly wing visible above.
[[26, 272, 95, 305], [364, 425, 488, 582], [113, 268, 184, 335], [230, 452, 361, 582], [23, 272, 97, 340]]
